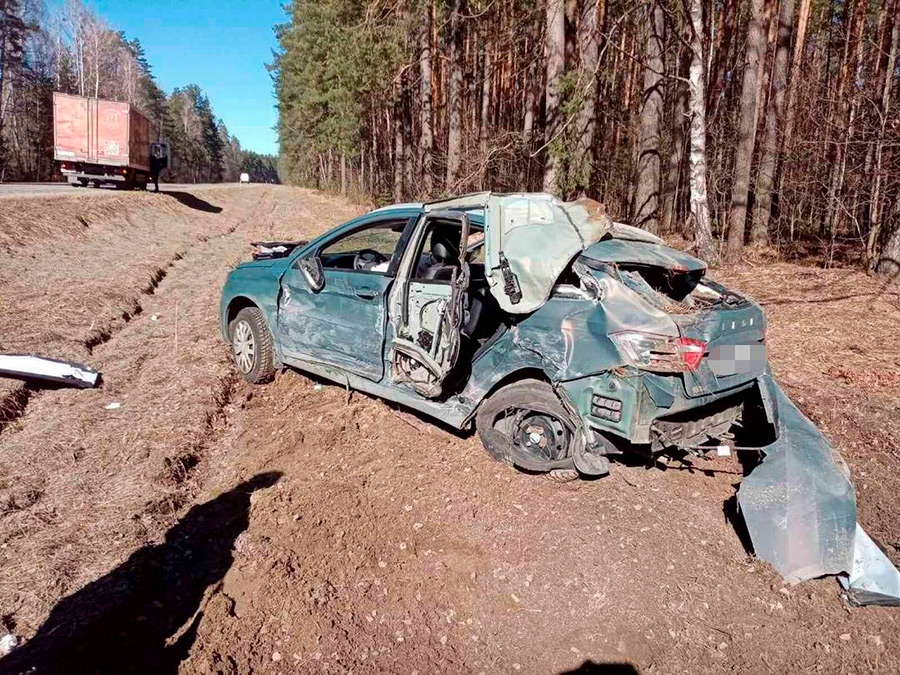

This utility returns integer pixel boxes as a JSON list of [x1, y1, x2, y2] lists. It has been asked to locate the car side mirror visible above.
[[298, 255, 325, 292]]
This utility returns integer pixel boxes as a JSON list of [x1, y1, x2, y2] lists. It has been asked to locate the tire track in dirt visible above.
[[0, 186, 274, 633], [0, 191, 241, 435], [0, 186, 363, 650]]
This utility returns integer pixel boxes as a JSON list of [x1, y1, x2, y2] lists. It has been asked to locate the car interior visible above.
[[410, 219, 503, 344], [318, 220, 407, 272]]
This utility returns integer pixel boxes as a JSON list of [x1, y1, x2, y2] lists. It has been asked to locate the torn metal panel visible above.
[[0, 354, 100, 388], [581, 239, 706, 274], [607, 222, 667, 244], [840, 525, 900, 606], [484, 194, 611, 314], [738, 377, 857, 583]]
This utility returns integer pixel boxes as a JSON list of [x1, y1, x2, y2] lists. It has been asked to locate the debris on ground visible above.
[[0, 633, 18, 657], [0, 354, 100, 388]]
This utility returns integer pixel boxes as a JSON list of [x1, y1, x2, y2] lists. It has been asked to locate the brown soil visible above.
[[0, 188, 898, 674]]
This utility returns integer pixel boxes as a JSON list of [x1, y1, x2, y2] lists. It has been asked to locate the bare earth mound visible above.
[[0, 187, 897, 674]]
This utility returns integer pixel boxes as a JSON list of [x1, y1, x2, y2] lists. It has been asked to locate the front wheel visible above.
[[230, 307, 275, 384], [475, 379, 577, 474]]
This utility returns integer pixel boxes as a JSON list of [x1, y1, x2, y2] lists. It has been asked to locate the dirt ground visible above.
[[0, 186, 898, 674]]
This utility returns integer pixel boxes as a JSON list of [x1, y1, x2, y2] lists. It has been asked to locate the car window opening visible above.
[[320, 220, 408, 273]]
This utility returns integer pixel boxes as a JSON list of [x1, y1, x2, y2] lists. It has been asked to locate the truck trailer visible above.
[[52, 92, 166, 189]]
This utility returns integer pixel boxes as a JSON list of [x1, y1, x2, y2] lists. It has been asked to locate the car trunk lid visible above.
[[580, 240, 766, 397]]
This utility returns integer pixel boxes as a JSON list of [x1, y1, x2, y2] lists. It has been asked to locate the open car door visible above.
[[389, 212, 470, 398]]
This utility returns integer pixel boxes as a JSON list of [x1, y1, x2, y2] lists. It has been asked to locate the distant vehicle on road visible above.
[[52, 92, 168, 190], [240, 173, 250, 184]]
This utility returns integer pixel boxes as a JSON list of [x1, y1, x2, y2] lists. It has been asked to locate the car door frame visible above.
[[276, 212, 419, 381], [387, 210, 471, 398]]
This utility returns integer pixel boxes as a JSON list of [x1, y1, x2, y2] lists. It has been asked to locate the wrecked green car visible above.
[[220, 192, 900, 604]]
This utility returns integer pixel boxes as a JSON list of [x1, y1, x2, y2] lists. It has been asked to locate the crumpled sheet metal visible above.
[[839, 525, 900, 607], [738, 378, 900, 605], [738, 380, 857, 583]]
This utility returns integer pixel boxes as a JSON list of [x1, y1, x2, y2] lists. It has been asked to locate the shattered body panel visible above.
[[219, 193, 900, 604]]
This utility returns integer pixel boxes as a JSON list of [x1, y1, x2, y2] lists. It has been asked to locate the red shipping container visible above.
[[53, 92, 151, 172]]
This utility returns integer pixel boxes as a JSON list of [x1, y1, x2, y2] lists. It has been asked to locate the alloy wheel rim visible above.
[[233, 320, 255, 373]]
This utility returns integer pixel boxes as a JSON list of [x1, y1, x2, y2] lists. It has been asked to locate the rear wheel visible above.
[[476, 379, 577, 474], [229, 306, 275, 384]]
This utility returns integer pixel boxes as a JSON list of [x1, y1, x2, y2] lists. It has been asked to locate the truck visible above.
[[52, 92, 168, 189]]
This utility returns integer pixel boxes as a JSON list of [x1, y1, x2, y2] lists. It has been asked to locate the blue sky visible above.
[[88, 1, 288, 155]]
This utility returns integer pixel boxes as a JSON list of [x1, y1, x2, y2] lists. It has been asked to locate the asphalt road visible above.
[[0, 182, 244, 197]]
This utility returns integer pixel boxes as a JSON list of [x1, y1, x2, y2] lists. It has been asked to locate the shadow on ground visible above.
[[160, 190, 223, 214], [1, 472, 281, 674], [558, 661, 640, 674]]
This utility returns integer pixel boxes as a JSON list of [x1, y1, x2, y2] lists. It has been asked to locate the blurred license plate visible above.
[[707, 343, 766, 376]]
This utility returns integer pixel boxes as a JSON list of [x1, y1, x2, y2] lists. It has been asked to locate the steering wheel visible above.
[[353, 248, 388, 271]]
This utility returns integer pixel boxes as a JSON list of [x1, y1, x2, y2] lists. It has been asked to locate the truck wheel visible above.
[[476, 379, 577, 474], [229, 307, 275, 384]]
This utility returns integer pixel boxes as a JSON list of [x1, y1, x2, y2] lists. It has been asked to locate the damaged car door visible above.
[[389, 211, 471, 398], [277, 217, 411, 381]]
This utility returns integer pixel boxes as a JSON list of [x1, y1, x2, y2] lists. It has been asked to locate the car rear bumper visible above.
[[558, 369, 773, 449]]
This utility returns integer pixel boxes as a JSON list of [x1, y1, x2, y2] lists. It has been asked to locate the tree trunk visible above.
[[824, 0, 866, 240], [543, 0, 566, 193], [663, 24, 690, 233], [778, 0, 810, 194], [708, 0, 737, 121], [419, 1, 434, 198], [403, 79, 414, 193], [725, 0, 766, 261], [687, 0, 716, 263], [877, 201, 900, 279], [752, 0, 796, 244], [340, 150, 347, 197], [0, 21, 8, 177], [633, 1, 665, 233], [393, 97, 404, 201], [521, 18, 539, 189], [445, 0, 464, 190], [873, 2, 899, 274], [573, 0, 599, 197], [479, 30, 492, 189]]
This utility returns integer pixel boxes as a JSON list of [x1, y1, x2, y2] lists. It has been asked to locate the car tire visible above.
[[230, 306, 275, 384], [475, 379, 577, 474]]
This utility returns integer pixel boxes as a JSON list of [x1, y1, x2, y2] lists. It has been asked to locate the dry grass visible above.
[[0, 186, 362, 636]]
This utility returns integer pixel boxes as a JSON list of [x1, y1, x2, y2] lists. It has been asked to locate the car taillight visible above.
[[610, 332, 707, 373]]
